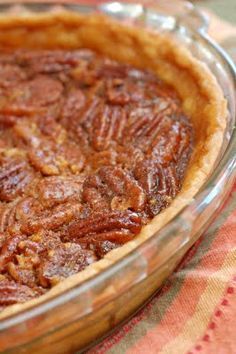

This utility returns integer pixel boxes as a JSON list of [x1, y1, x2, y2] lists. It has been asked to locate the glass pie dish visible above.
[[0, 0, 235, 353]]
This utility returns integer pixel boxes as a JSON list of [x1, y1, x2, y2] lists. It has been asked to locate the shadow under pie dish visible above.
[[0, 4, 228, 328]]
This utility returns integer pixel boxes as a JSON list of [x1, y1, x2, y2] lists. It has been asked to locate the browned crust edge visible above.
[[0, 11, 227, 320]]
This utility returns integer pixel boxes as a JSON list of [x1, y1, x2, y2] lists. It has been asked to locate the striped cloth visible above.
[[87, 185, 236, 353]]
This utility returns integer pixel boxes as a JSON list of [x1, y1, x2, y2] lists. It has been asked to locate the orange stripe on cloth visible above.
[[127, 211, 236, 354]]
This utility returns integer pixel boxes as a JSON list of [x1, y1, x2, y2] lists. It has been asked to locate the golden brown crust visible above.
[[0, 11, 227, 320]]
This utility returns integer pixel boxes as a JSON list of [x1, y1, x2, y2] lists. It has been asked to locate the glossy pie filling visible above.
[[0, 49, 193, 308]]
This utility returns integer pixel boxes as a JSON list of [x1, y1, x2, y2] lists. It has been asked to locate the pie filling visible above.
[[0, 49, 193, 308]]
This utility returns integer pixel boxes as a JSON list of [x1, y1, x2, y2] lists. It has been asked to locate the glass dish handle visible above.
[[99, 0, 209, 34], [176, 2, 209, 34]]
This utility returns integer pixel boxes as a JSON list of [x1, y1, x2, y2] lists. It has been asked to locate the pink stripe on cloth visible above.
[[187, 277, 236, 354], [127, 210, 236, 354]]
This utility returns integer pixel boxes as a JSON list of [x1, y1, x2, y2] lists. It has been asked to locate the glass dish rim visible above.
[[0, 0, 235, 330]]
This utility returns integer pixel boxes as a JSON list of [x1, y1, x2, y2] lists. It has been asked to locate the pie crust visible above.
[[0, 10, 227, 319]]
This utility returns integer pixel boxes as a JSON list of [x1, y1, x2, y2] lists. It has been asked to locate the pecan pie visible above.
[[0, 11, 226, 317]]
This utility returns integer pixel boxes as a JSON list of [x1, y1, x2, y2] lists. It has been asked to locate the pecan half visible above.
[[0, 158, 34, 202], [37, 176, 83, 208], [0, 280, 39, 306], [83, 166, 145, 212], [37, 243, 97, 287], [67, 210, 142, 242], [21, 202, 81, 235]]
